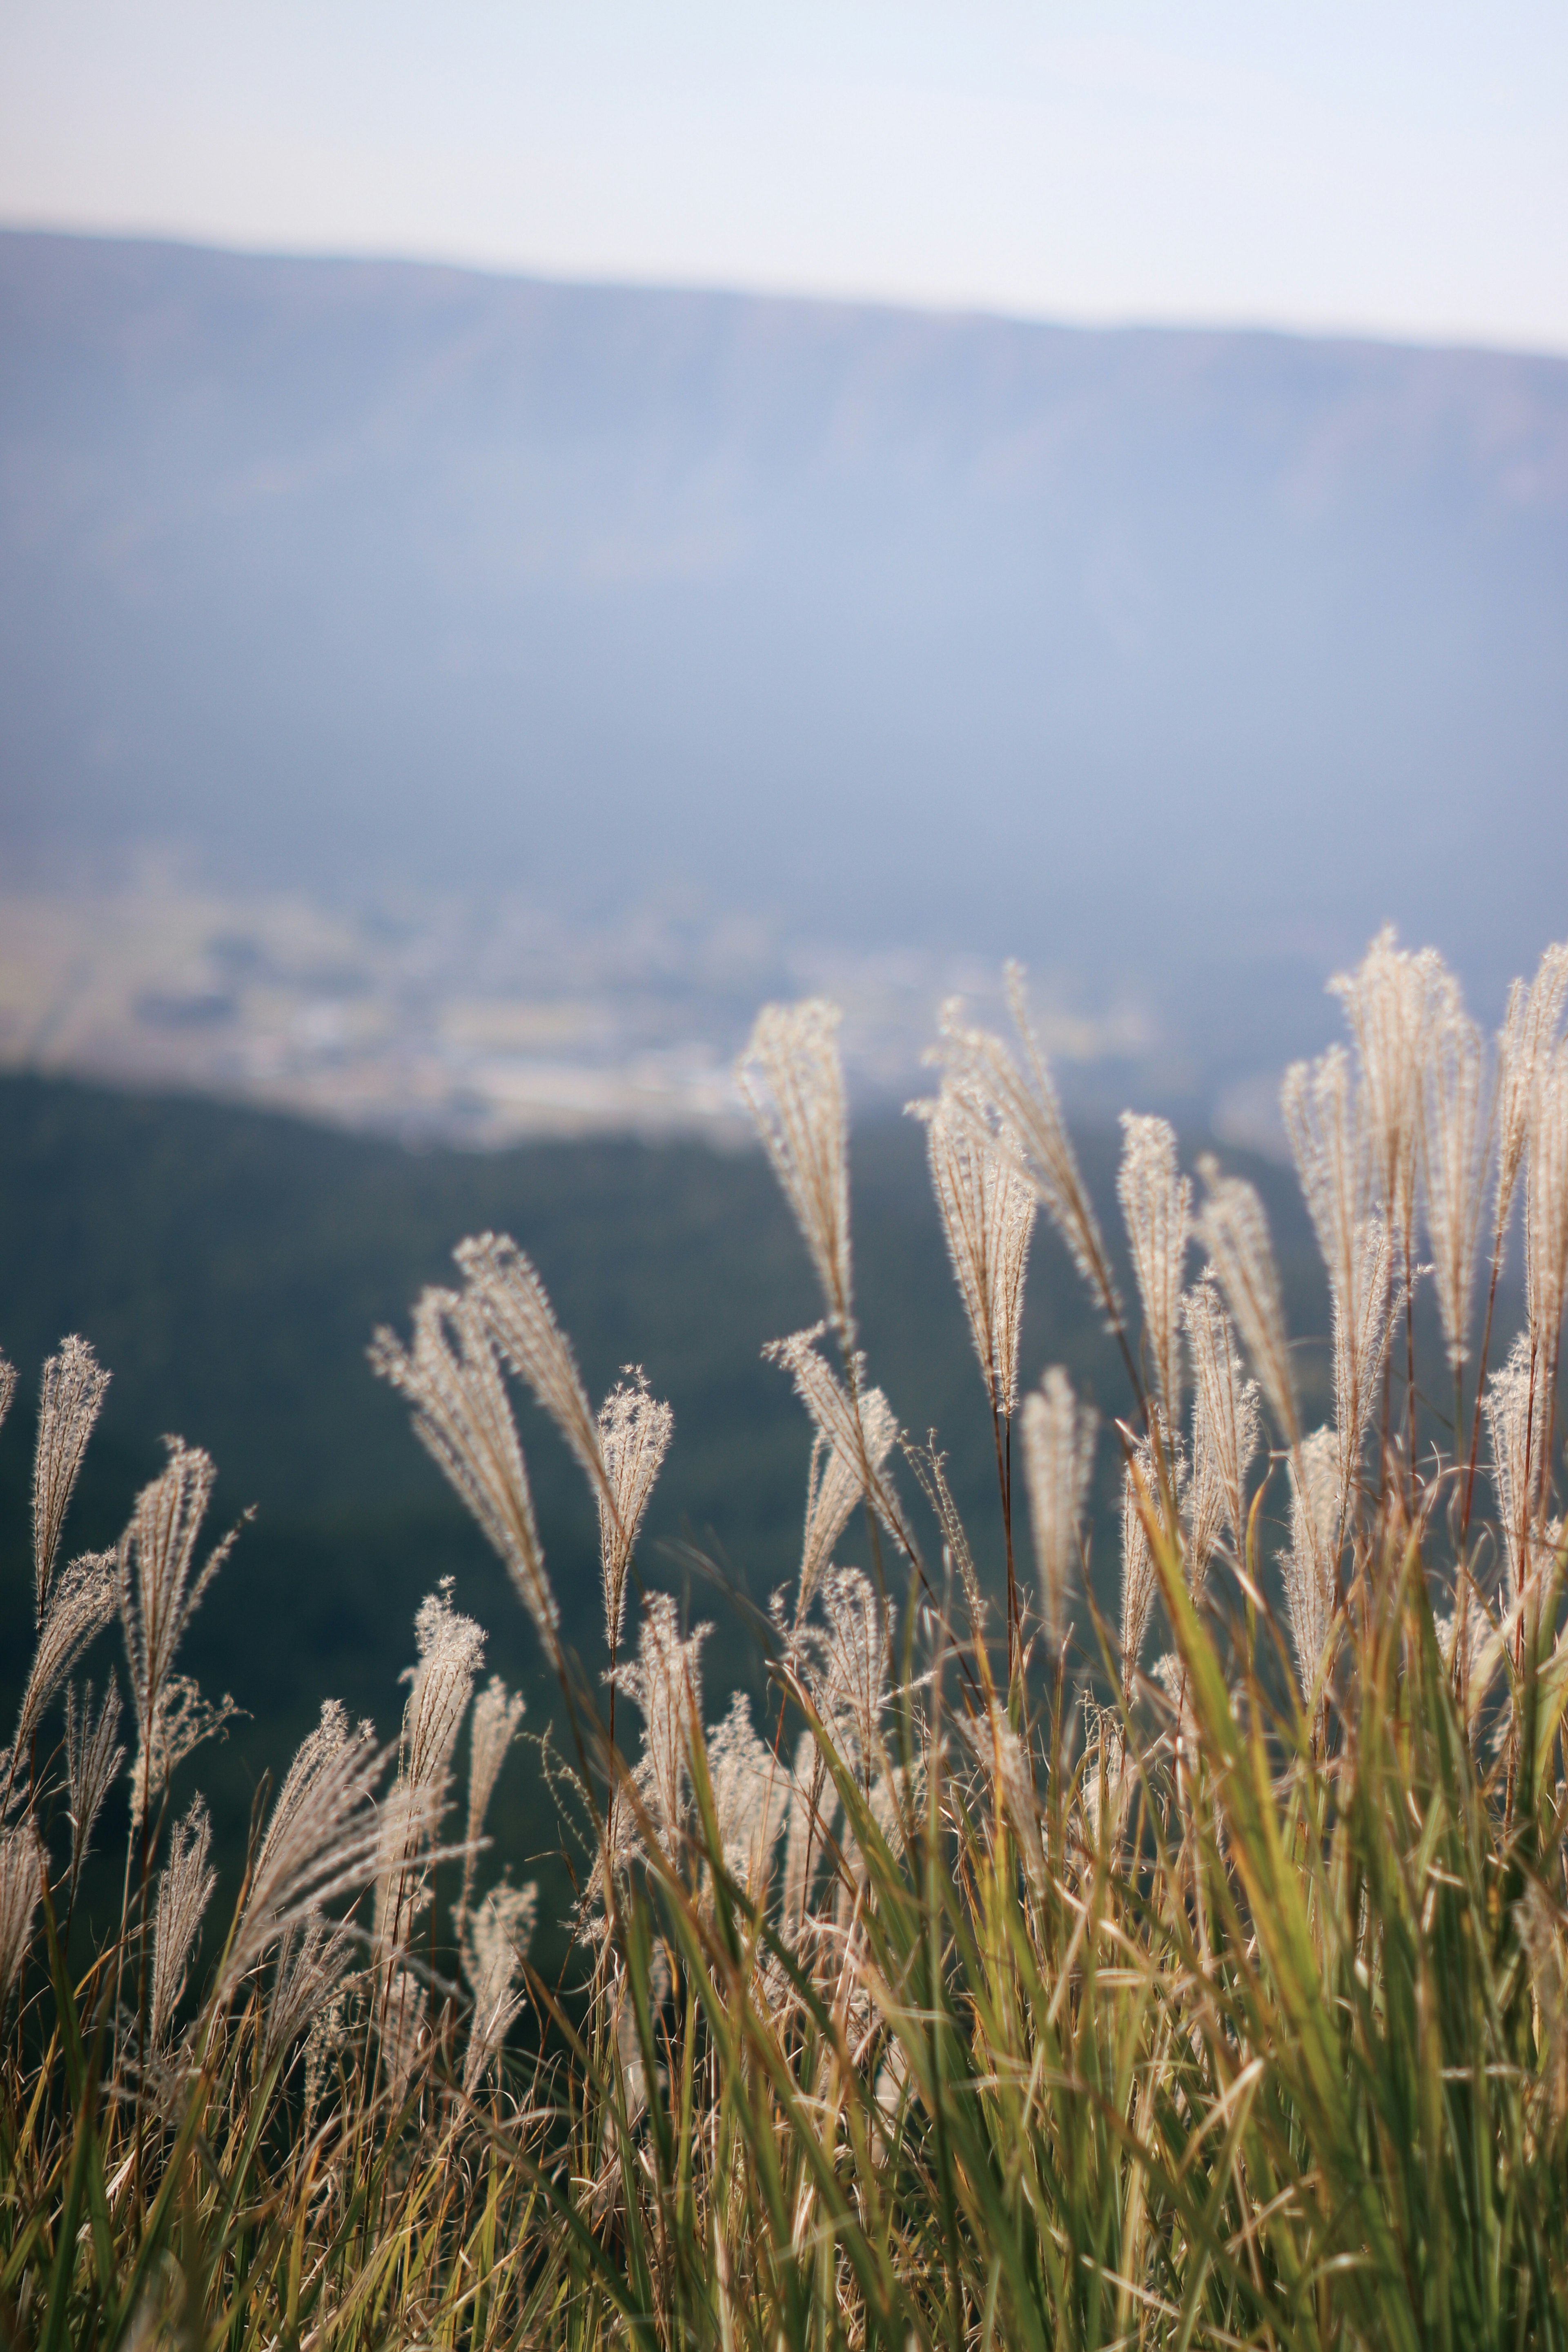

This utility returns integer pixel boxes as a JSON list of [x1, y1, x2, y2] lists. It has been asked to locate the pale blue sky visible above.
[[3, 2, 1566, 350]]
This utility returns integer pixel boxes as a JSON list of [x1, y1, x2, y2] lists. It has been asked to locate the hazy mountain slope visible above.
[[3, 231, 1566, 1035]]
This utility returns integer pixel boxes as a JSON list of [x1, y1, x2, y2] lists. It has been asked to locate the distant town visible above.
[[0, 877, 1151, 1146]]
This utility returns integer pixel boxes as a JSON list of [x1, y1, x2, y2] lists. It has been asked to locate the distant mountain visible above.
[[3, 230, 1566, 1074]]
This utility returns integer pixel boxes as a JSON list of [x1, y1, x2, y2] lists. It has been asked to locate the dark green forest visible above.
[[0, 1073, 1323, 1973]]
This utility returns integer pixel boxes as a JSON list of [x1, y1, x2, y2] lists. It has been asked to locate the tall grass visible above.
[[4, 929, 1568, 2347]]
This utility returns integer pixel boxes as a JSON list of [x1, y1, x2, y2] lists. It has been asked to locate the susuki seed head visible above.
[[1020, 1368, 1097, 1646], [33, 1336, 109, 1618], [738, 999, 854, 1339], [1117, 1114, 1192, 1421], [596, 1368, 673, 1653], [913, 1082, 1035, 1416], [1195, 1161, 1298, 1450]]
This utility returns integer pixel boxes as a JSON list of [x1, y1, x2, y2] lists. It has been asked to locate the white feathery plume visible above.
[[1195, 1161, 1298, 1449], [737, 998, 854, 1339], [806, 1567, 889, 1782], [928, 974, 1123, 1333], [1420, 983, 1492, 1370], [13, 1547, 117, 1762], [375, 1586, 486, 1970], [0, 1351, 15, 1434], [224, 1700, 389, 1996], [455, 1233, 612, 1512], [117, 1439, 242, 1819], [1183, 1279, 1260, 1568], [620, 1592, 710, 1853], [1329, 927, 1447, 1254], [149, 1797, 215, 2052], [371, 1286, 557, 1645], [461, 1675, 525, 1920], [1281, 1045, 1373, 1431], [797, 1388, 900, 1614], [0, 1822, 42, 2009], [597, 1368, 673, 1653], [703, 1692, 791, 1901], [1117, 1114, 1192, 1421], [1335, 1218, 1396, 1501], [1019, 1367, 1098, 1646], [65, 1679, 124, 1897], [1120, 1431, 1182, 1686], [261, 1917, 354, 2073], [1281, 1429, 1341, 1704], [461, 1878, 537, 2095], [1526, 1041, 1568, 1398], [33, 1336, 109, 1617], [400, 1583, 485, 1799], [766, 1326, 907, 1564], [913, 1083, 1035, 1415], [1494, 943, 1568, 1254], [1184, 1415, 1227, 1600], [1485, 1334, 1550, 1612], [130, 1675, 241, 1817]]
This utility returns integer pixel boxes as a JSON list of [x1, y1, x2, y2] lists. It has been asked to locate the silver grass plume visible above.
[[117, 1441, 241, 1821], [149, 1797, 215, 2054], [1329, 927, 1446, 1254], [737, 998, 854, 1339], [1281, 1429, 1341, 1704], [13, 1546, 117, 1763], [461, 1878, 536, 2095], [597, 1368, 673, 1653], [461, 1675, 525, 1921], [766, 1325, 908, 1564], [620, 1592, 709, 1854], [376, 1586, 485, 1962], [65, 1679, 123, 1900], [1019, 1368, 1097, 1646], [797, 1386, 899, 1614], [1526, 1041, 1568, 1397], [456, 1233, 612, 1514], [928, 974, 1123, 1334], [912, 1082, 1035, 1415], [704, 1692, 790, 1902], [0, 1351, 14, 1434], [904, 1438, 985, 1630], [1485, 1334, 1551, 1611], [1117, 1114, 1192, 1421], [261, 1917, 354, 2074], [1495, 943, 1568, 1255], [224, 1700, 388, 1997], [0, 1822, 42, 2009], [1421, 980, 1492, 1369], [33, 1336, 109, 1617], [1120, 1429, 1182, 1686], [370, 1286, 556, 1645], [1336, 1218, 1396, 1503], [1080, 1704, 1129, 1850], [130, 1675, 240, 1817], [401, 1584, 485, 1800], [1281, 1046, 1377, 1488], [806, 1566, 889, 1782], [1195, 1160, 1298, 1449], [1182, 1279, 1261, 1564]]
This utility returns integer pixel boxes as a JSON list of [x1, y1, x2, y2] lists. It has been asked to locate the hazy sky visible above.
[[3, 2, 1566, 351]]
